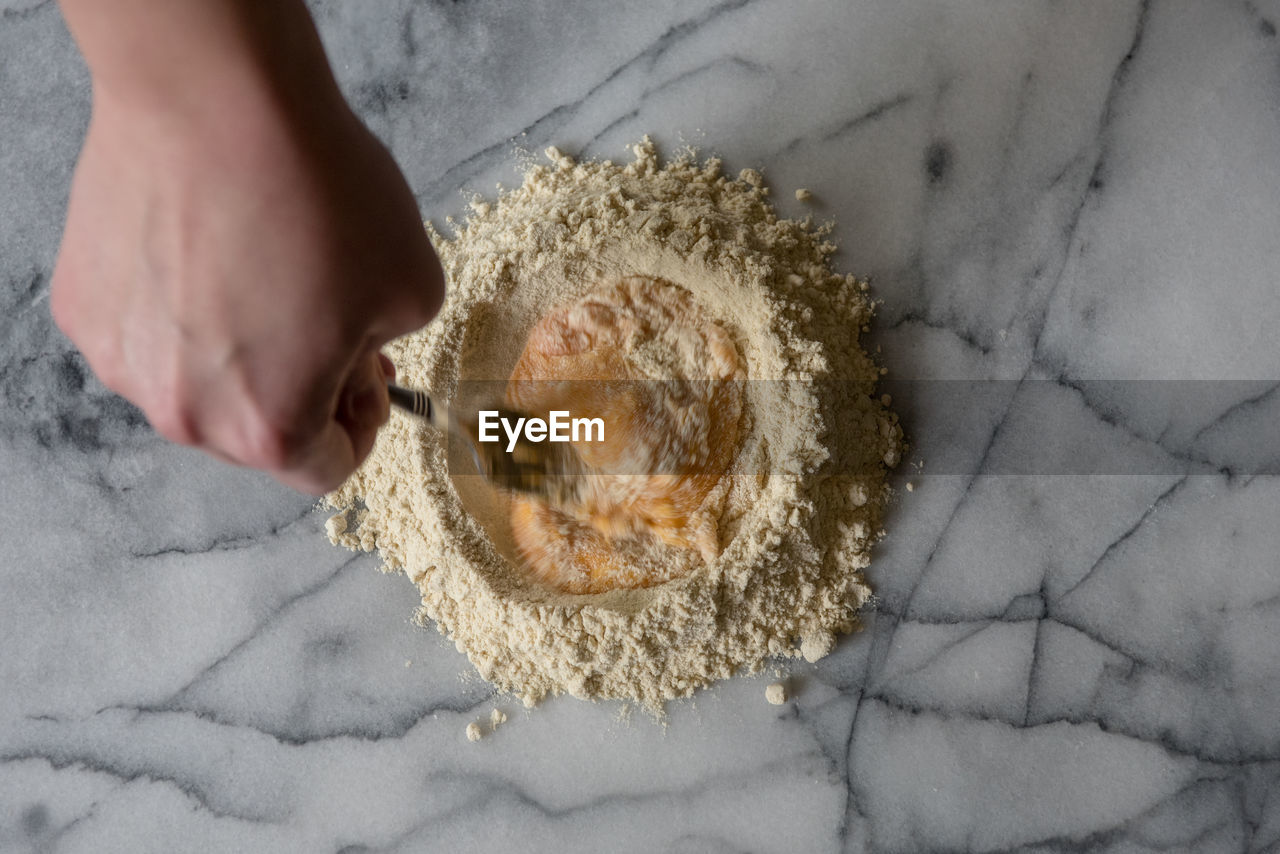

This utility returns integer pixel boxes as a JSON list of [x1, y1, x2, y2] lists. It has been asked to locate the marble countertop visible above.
[[4, 1, 1280, 851]]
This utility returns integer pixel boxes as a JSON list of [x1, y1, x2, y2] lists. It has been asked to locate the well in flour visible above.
[[505, 274, 743, 595]]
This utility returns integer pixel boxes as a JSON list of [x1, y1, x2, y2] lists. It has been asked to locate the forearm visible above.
[[58, 0, 345, 118]]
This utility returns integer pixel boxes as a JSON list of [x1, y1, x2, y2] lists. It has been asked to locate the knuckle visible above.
[[414, 255, 446, 319], [275, 467, 339, 497], [49, 276, 90, 349], [48, 283, 74, 338], [147, 399, 199, 447], [76, 340, 131, 401], [391, 255, 446, 333], [237, 415, 308, 472], [93, 361, 129, 399]]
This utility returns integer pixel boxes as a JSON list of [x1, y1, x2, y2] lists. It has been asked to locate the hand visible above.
[[51, 4, 443, 494]]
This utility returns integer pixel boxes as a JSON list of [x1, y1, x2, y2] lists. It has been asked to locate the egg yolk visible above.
[[505, 276, 743, 594]]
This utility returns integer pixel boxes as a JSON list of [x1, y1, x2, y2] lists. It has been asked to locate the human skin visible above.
[[52, 0, 444, 494]]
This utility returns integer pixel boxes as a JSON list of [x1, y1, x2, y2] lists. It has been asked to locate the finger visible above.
[[180, 341, 339, 482], [272, 420, 357, 495], [335, 350, 390, 467], [267, 350, 389, 494], [377, 351, 395, 382]]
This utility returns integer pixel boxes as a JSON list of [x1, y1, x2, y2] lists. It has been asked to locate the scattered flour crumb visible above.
[[490, 708, 507, 729], [765, 683, 788, 705], [545, 145, 575, 170], [465, 721, 483, 742], [324, 514, 346, 538], [404, 659, 412, 667], [795, 188, 813, 202], [801, 631, 835, 663], [905, 482, 915, 492]]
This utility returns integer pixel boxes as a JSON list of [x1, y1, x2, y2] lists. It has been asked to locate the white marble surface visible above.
[[4, 0, 1280, 851]]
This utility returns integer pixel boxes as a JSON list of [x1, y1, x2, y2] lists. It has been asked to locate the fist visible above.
[[52, 84, 443, 493]]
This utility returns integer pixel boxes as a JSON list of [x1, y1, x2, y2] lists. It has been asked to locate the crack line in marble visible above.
[[415, 0, 757, 207]]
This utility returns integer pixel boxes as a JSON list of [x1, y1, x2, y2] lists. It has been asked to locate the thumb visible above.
[[336, 350, 391, 465], [271, 351, 392, 496]]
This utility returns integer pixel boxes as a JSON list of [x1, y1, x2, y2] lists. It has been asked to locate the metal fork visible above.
[[386, 383, 586, 507]]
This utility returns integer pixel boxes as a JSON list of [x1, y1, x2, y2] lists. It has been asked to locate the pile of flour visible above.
[[326, 138, 900, 710]]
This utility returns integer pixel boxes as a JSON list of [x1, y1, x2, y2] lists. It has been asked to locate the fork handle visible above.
[[386, 383, 433, 420]]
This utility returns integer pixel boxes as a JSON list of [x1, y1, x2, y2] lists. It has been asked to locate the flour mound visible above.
[[327, 138, 900, 711]]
